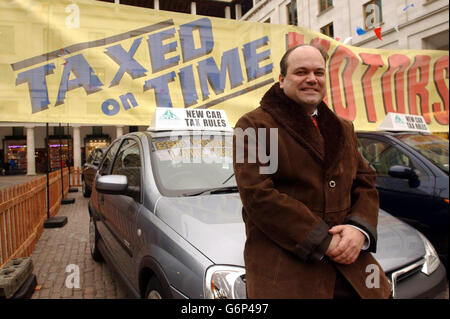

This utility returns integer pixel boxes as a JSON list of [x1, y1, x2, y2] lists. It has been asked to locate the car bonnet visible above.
[[372, 209, 426, 273], [155, 195, 426, 272], [155, 193, 246, 266]]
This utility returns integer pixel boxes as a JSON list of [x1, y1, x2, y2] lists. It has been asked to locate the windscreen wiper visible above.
[[183, 186, 239, 196], [222, 173, 235, 185]]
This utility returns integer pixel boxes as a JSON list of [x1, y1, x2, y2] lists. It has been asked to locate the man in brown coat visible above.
[[233, 44, 392, 298]]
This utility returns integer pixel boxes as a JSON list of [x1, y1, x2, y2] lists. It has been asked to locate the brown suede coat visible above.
[[233, 83, 391, 299]]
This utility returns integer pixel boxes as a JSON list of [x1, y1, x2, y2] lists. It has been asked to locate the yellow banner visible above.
[[0, 0, 448, 132]]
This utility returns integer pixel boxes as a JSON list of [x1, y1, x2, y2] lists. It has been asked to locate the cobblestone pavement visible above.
[[30, 189, 130, 299]]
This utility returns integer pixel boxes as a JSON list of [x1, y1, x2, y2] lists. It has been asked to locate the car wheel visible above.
[[145, 277, 169, 299], [89, 216, 103, 262], [82, 178, 91, 198]]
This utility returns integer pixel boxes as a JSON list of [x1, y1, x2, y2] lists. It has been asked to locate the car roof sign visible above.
[[147, 107, 233, 132], [377, 113, 430, 133]]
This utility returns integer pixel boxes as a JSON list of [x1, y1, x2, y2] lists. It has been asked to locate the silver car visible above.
[[88, 130, 447, 299]]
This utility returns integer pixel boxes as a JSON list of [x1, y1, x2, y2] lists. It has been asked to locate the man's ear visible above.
[[279, 74, 285, 88]]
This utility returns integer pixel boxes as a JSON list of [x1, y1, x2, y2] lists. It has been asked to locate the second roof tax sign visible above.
[[0, 0, 448, 132]]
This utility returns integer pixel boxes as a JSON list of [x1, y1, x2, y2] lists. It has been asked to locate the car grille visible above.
[[386, 258, 425, 298]]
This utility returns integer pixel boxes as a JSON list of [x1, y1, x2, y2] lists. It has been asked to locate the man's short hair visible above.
[[279, 44, 329, 76]]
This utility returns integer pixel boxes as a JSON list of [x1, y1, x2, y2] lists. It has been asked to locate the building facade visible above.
[[241, 0, 449, 50]]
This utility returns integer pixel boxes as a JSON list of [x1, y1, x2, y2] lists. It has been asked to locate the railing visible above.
[[48, 168, 68, 218], [0, 167, 71, 268], [0, 176, 47, 268], [70, 167, 82, 187]]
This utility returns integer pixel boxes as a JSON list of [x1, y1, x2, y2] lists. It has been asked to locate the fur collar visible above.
[[260, 82, 345, 171]]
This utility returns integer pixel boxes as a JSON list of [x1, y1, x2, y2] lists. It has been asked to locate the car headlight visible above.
[[418, 232, 440, 275], [204, 265, 246, 299]]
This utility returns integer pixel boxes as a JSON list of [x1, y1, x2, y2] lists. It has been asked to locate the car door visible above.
[[103, 138, 143, 287], [357, 135, 435, 230], [95, 140, 121, 266]]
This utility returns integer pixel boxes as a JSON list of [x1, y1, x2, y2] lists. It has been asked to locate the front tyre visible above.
[[145, 277, 169, 299], [82, 178, 91, 198], [89, 216, 103, 262]]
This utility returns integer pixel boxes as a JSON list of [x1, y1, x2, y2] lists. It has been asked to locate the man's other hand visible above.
[[326, 225, 365, 264]]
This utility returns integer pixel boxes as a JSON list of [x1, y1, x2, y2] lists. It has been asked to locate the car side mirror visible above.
[[96, 175, 128, 195], [388, 165, 418, 180]]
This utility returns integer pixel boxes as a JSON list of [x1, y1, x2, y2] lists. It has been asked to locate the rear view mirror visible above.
[[388, 165, 418, 180], [96, 175, 128, 195]]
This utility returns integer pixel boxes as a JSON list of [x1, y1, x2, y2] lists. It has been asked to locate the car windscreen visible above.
[[394, 134, 449, 174], [150, 133, 237, 196]]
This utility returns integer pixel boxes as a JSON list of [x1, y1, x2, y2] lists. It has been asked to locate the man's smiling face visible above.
[[279, 46, 326, 111]]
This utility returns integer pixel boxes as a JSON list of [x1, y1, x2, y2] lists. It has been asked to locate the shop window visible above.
[[319, 0, 333, 13], [363, 0, 382, 30], [287, 0, 298, 26], [5, 140, 27, 174], [320, 22, 334, 38]]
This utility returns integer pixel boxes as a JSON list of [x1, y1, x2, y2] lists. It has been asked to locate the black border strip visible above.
[[10, 19, 174, 71]]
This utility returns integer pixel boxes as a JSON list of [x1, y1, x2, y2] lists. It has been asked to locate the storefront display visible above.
[[4, 139, 27, 174], [48, 137, 72, 171], [84, 136, 110, 163]]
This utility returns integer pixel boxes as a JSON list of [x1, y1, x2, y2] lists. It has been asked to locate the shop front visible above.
[[83, 135, 110, 164], [47, 135, 73, 172], [3, 137, 27, 175]]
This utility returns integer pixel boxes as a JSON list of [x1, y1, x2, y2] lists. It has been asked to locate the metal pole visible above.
[[67, 123, 71, 186], [59, 123, 64, 199], [46, 123, 50, 219], [44, 122, 68, 228], [67, 123, 78, 193]]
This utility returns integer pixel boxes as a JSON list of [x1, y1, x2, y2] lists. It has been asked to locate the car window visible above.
[[93, 149, 103, 163], [111, 139, 141, 201], [99, 141, 120, 176], [150, 133, 235, 196], [394, 134, 449, 174], [86, 152, 94, 165], [357, 137, 425, 177]]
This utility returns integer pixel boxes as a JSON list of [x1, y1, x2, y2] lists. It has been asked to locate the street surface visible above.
[[30, 189, 129, 298]]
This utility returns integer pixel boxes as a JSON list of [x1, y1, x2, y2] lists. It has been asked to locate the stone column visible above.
[[73, 125, 81, 170], [191, 1, 196, 15], [116, 125, 124, 139], [225, 6, 231, 19], [235, 4, 242, 20], [25, 125, 36, 175]]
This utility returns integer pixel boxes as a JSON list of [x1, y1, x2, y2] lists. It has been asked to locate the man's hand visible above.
[[325, 233, 341, 255], [326, 225, 365, 264]]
